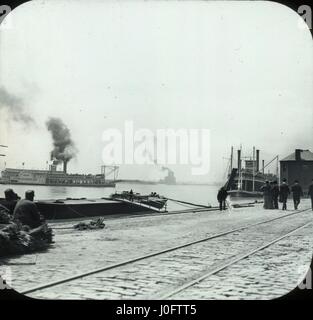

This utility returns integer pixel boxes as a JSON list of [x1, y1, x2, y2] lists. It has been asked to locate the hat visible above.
[[4, 188, 18, 200], [25, 190, 35, 196], [4, 188, 14, 196]]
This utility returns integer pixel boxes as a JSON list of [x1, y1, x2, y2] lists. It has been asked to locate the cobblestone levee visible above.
[[172, 224, 313, 300], [1, 199, 312, 299]]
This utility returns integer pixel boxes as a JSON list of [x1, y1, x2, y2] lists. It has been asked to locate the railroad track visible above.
[[19, 207, 312, 298], [158, 219, 312, 299]]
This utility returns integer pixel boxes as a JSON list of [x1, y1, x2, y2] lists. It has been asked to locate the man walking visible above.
[[291, 180, 303, 210], [279, 179, 290, 211], [308, 179, 313, 211]]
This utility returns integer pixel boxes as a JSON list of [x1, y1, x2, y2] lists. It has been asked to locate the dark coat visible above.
[[271, 185, 279, 198], [217, 189, 228, 202], [308, 183, 313, 197], [260, 184, 272, 195], [13, 199, 41, 229], [0, 199, 18, 215], [279, 183, 290, 197], [291, 184, 303, 198], [0, 204, 11, 224]]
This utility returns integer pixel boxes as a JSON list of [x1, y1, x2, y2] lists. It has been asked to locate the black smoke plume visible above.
[[0, 86, 34, 124], [46, 117, 77, 164]]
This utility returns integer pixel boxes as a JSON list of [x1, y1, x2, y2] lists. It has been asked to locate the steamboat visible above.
[[0, 161, 118, 188], [224, 147, 278, 198]]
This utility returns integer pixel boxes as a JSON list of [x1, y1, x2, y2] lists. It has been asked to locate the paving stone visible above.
[[3, 199, 312, 299]]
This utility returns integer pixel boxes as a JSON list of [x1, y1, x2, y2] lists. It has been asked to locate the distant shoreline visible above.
[[116, 180, 222, 186]]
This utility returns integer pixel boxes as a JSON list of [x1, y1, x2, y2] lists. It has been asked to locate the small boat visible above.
[[110, 191, 168, 210]]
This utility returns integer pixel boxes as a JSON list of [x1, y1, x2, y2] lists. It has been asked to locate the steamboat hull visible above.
[[0, 181, 115, 188], [227, 190, 263, 198], [225, 168, 277, 199]]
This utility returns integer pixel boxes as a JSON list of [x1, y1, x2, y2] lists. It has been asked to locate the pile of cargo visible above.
[[73, 217, 106, 230], [0, 207, 53, 258]]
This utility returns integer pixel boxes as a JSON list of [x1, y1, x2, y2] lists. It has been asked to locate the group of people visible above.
[[261, 178, 313, 211], [217, 178, 313, 212], [0, 188, 43, 229]]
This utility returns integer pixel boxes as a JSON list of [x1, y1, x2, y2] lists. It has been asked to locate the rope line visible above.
[[165, 197, 212, 208]]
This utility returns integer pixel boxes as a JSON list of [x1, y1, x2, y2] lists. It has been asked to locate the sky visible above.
[[0, 0, 312, 183]]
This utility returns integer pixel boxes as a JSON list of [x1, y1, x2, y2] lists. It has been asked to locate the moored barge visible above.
[[0, 192, 168, 220]]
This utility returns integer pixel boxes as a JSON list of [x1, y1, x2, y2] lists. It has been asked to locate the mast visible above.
[[252, 146, 255, 192], [240, 145, 243, 190], [237, 148, 241, 190], [276, 156, 279, 183], [230, 146, 233, 173]]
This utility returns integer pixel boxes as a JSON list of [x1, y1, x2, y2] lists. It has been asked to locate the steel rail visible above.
[[158, 219, 312, 299], [20, 208, 311, 295]]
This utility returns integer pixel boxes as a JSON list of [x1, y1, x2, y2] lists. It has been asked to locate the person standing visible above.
[[308, 179, 313, 211], [261, 181, 272, 209], [291, 180, 303, 210], [279, 179, 290, 211], [217, 187, 228, 211], [271, 181, 280, 209]]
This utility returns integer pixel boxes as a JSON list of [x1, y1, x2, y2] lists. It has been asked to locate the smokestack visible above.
[[295, 149, 302, 161], [262, 160, 265, 175], [256, 149, 260, 172], [63, 160, 68, 174], [49, 164, 57, 172], [237, 150, 241, 172]]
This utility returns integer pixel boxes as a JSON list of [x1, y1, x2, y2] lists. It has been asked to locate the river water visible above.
[[0, 182, 223, 211]]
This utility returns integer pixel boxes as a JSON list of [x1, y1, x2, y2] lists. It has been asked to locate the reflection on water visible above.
[[0, 182, 222, 211]]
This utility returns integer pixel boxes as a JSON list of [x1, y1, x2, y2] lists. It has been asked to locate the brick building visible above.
[[280, 149, 313, 192]]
